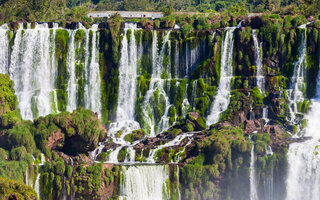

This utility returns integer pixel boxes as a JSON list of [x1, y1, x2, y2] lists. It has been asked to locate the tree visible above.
[[123, 0, 149, 11], [162, 5, 174, 16]]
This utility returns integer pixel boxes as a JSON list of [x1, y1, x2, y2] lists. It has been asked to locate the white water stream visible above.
[[287, 24, 309, 124], [252, 29, 265, 93], [286, 40, 320, 199], [0, 23, 101, 120], [207, 27, 236, 126], [119, 165, 170, 200]]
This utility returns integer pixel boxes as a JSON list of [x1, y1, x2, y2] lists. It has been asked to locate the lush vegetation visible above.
[[0, 74, 110, 199], [0, 177, 37, 200], [1, 0, 320, 25]]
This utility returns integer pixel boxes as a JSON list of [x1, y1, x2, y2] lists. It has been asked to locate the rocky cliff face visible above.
[[0, 14, 319, 200]]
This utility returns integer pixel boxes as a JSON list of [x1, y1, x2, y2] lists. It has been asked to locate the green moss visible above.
[[54, 161, 65, 175], [181, 127, 251, 200], [251, 87, 264, 105], [0, 161, 28, 181], [117, 147, 127, 162], [0, 177, 37, 200], [97, 151, 111, 161], [98, 19, 122, 123], [291, 15, 307, 27], [168, 105, 176, 125], [124, 129, 145, 143], [55, 29, 70, 111]]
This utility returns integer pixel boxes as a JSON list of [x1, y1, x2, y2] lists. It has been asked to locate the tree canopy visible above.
[[0, 0, 320, 24]]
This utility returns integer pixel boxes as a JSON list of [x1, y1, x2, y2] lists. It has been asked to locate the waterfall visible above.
[[287, 24, 308, 124], [207, 27, 236, 126], [101, 23, 141, 162], [66, 30, 77, 112], [25, 167, 29, 186], [263, 107, 269, 126], [181, 84, 191, 117], [141, 31, 172, 136], [264, 148, 274, 200], [252, 29, 265, 93], [116, 23, 139, 121], [0, 24, 9, 73], [286, 102, 320, 200], [84, 24, 101, 115], [250, 144, 258, 200], [120, 165, 170, 200], [9, 23, 56, 120], [33, 153, 45, 200], [147, 132, 194, 163], [191, 80, 198, 110], [285, 49, 320, 200], [1, 23, 101, 120]]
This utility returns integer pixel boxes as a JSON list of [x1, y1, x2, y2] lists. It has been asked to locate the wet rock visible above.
[[186, 112, 206, 131], [249, 16, 263, 29], [244, 119, 262, 134], [103, 142, 120, 151], [48, 130, 64, 150], [65, 21, 78, 29], [213, 121, 233, 129], [289, 136, 312, 143], [264, 125, 285, 136]]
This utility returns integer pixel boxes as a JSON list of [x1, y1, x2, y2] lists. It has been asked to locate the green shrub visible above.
[[0, 148, 8, 161], [291, 15, 307, 27], [0, 177, 37, 199], [10, 146, 27, 161], [66, 165, 73, 178], [182, 24, 193, 35], [124, 129, 145, 143], [54, 161, 65, 175], [154, 20, 160, 29], [8, 123, 35, 153]]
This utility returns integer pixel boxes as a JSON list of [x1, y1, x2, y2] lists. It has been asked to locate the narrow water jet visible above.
[[250, 143, 258, 200], [252, 29, 265, 93]]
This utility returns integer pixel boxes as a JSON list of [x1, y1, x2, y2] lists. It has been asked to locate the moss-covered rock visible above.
[[124, 129, 145, 143], [186, 112, 206, 130], [0, 177, 37, 200]]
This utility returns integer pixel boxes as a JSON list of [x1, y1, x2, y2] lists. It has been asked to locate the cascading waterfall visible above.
[[1, 23, 101, 120], [34, 173, 41, 199], [141, 31, 172, 136], [252, 29, 265, 93], [0, 24, 9, 73], [104, 23, 141, 162], [116, 23, 139, 121], [67, 23, 102, 115], [181, 84, 191, 117], [34, 153, 45, 200], [191, 80, 198, 110], [263, 107, 269, 126], [285, 51, 320, 200], [25, 167, 29, 186], [9, 23, 56, 120], [264, 146, 274, 200], [66, 29, 77, 112], [185, 40, 201, 76], [119, 165, 170, 200], [207, 27, 236, 126], [250, 143, 258, 200], [287, 24, 309, 123], [84, 24, 101, 115], [147, 132, 194, 163]]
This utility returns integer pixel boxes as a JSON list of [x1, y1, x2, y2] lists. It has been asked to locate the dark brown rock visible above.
[[48, 130, 64, 150]]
